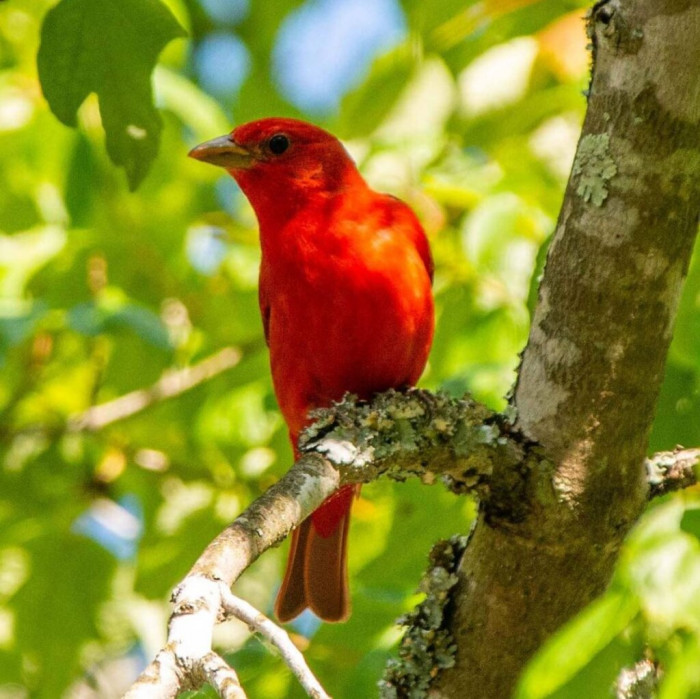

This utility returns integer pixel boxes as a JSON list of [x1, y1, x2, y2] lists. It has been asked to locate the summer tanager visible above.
[[189, 118, 434, 622]]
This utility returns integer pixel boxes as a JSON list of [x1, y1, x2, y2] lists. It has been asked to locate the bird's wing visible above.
[[382, 194, 434, 283]]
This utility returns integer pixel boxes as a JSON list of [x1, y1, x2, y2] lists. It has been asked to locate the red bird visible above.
[[190, 118, 434, 622]]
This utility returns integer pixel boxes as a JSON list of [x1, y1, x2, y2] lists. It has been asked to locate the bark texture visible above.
[[432, 1, 700, 696]]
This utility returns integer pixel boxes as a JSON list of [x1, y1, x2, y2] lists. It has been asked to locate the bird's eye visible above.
[[268, 134, 290, 155]]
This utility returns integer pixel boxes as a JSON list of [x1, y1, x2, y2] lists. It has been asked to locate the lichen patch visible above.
[[572, 133, 618, 206], [380, 535, 468, 698]]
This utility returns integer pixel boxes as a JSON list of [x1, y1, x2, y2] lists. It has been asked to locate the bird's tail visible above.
[[275, 485, 357, 623]]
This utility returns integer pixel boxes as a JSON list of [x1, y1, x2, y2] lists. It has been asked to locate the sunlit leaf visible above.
[[0, 226, 66, 297], [443, 1, 588, 75], [658, 633, 700, 699], [516, 591, 638, 699], [155, 66, 230, 140]]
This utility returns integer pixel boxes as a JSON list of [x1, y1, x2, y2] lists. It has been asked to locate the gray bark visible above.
[[432, 1, 700, 696]]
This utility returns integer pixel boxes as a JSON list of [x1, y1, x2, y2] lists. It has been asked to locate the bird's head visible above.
[[189, 118, 364, 222]]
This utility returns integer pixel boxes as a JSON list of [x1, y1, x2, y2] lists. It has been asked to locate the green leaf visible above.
[[461, 192, 544, 297], [37, 0, 186, 189], [658, 633, 700, 699], [336, 43, 417, 139], [515, 591, 639, 699], [0, 301, 47, 353], [0, 650, 24, 687], [154, 66, 230, 140], [682, 509, 700, 541], [650, 363, 700, 454], [620, 498, 700, 636], [0, 226, 67, 298], [67, 302, 104, 336], [107, 304, 172, 350], [669, 247, 700, 372], [65, 133, 97, 227], [68, 300, 172, 349], [11, 533, 117, 698], [400, 0, 468, 37]]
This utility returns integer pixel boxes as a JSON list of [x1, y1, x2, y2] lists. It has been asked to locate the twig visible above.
[[69, 346, 242, 432], [220, 587, 329, 699], [188, 453, 342, 583], [123, 647, 180, 699], [615, 658, 659, 699], [201, 652, 248, 699], [124, 454, 340, 699], [646, 446, 700, 498]]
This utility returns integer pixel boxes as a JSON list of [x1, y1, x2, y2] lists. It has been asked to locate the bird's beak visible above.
[[188, 134, 254, 169]]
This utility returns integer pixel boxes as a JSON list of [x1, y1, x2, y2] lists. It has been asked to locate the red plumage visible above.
[[190, 118, 434, 622]]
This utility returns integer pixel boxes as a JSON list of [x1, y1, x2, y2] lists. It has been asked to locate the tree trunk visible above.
[[432, 1, 700, 696]]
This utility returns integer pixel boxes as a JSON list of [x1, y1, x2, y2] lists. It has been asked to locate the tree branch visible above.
[[68, 346, 242, 432], [646, 446, 700, 498], [124, 383, 700, 697], [123, 389, 528, 698], [199, 652, 247, 699], [219, 590, 329, 699], [615, 658, 659, 699], [123, 647, 180, 699]]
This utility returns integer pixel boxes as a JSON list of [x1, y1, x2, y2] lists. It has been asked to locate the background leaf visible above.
[[515, 591, 639, 699], [11, 533, 117, 697], [37, 0, 186, 188]]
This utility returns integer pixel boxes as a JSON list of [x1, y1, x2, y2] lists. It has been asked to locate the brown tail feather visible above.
[[274, 509, 352, 623], [305, 509, 351, 622], [274, 520, 313, 623]]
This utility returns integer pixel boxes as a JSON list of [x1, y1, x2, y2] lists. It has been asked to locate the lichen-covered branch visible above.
[[123, 388, 526, 699], [124, 372, 700, 699], [380, 535, 469, 699], [300, 390, 529, 498]]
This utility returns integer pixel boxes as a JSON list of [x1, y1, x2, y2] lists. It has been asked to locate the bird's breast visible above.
[[261, 228, 434, 437]]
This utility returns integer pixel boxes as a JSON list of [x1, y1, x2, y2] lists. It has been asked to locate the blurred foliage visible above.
[[0, 0, 699, 697]]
